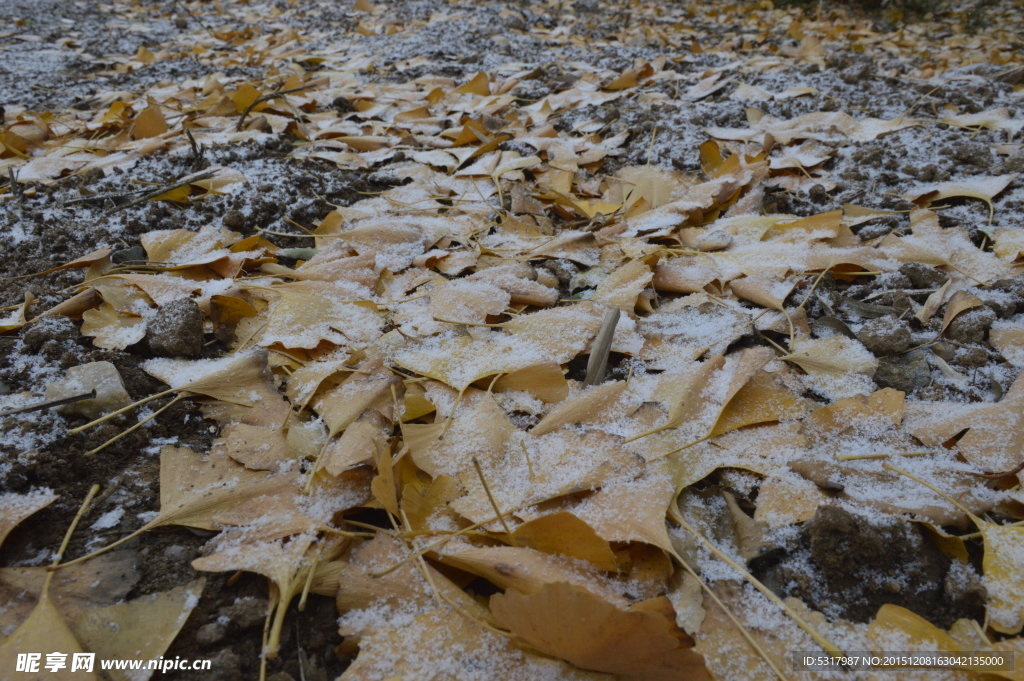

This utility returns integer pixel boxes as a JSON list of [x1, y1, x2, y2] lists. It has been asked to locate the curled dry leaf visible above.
[[439, 545, 628, 606], [491, 581, 711, 681], [0, 293, 37, 334], [901, 173, 1019, 221], [0, 489, 57, 551], [80, 302, 146, 350], [780, 335, 878, 377]]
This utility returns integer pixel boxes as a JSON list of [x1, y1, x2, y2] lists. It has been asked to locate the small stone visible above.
[[539, 259, 578, 286], [977, 290, 1017, 318], [857, 317, 912, 355], [874, 352, 931, 393], [945, 306, 997, 345], [931, 342, 956, 361], [952, 141, 992, 167], [944, 561, 986, 609], [111, 245, 147, 264], [222, 210, 245, 230], [40, 339, 66, 361], [206, 649, 242, 681], [147, 298, 204, 357], [899, 262, 947, 289], [331, 95, 355, 113], [951, 346, 988, 368], [993, 277, 1024, 305], [163, 544, 191, 561], [195, 622, 226, 647], [890, 291, 914, 317], [174, 16, 188, 29], [45, 361, 132, 420], [23, 315, 78, 351], [219, 597, 268, 630], [1004, 153, 1024, 174], [808, 184, 830, 204]]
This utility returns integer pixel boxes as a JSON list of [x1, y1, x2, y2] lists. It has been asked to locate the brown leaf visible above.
[[491, 582, 710, 681], [511, 512, 618, 571], [73, 580, 205, 681], [532, 380, 629, 435], [0, 490, 57, 552]]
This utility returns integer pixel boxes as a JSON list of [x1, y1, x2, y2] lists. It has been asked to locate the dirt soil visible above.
[[1, 0, 1023, 679]]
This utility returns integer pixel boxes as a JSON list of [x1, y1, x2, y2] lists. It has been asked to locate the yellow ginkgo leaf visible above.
[[80, 302, 146, 350], [0, 293, 35, 334], [0, 490, 57, 552], [780, 336, 878, 377], [902, 173, 1019, 222]]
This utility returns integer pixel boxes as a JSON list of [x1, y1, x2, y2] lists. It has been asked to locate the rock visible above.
[[219, 597, 267, 630], [267, 674, 296, 681], [539, 258, 578, 286], [890, 291, 914, 317], [23, 315, 78, 351], [976, 289, 1017, 318], [222, 210, 245, 229], [206, 649, 242, 681], [899, 262, 947, 289], [808, 184, 830, 204], [945, 306, 996, 345], [931, 342, 956, 361], [951, 346, 988, 368], [857, 317, 912, 355], [993, 276, 1024, 307], [952, 141, 992, 167], [111, 245, 147, 264], [195, 622, 226, 647], [40, 339, 67, 361], [874, 351, 930, 393], [1004, 153, 1024, 174], [943, 560, 986, 612], [163, 544, 192, 561], [803, 506, 949, 623], [147, 298, 204, 357], [45, 361, 132, 420], [875, 272, 913, 290]]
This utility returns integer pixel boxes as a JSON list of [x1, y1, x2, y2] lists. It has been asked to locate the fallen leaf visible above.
[[0, 490, 57, 551], [901, 173, 1019, 221], [491, 582, 710, 681]]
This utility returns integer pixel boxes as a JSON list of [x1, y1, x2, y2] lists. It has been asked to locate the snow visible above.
[[90, 507, 125, 530]]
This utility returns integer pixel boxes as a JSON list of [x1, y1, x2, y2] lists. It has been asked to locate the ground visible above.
[[1, 0, 1024, 679]]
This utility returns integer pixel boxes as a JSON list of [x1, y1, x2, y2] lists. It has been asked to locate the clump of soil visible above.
[[755, 505, 986, 627]]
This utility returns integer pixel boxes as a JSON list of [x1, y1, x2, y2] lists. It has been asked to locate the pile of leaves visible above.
[[2, 0, 1024, 678]]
